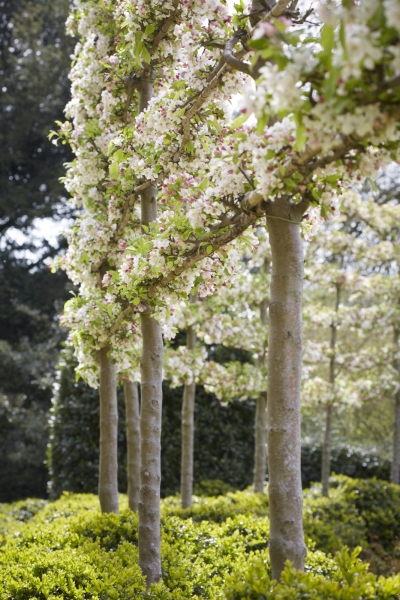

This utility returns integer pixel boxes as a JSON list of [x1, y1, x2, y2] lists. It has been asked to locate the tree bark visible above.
[[254, 392, 267, 493], [321, 283, 340, 497], [391, 327, 400, 484], [181, 326, 196, 508], [138, 71, 164, 587], [98, 346, 119, 514], [124, 380, 140, 511], [254, 263, 269, 494], [266, 212, 306, 579]]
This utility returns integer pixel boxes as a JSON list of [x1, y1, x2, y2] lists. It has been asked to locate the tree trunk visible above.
[[124, 380, 140, 511], [321, 282, 340, 497], [254, 392, 267, 493], [138, 72, 164, 587], [181, 326, 196, 508], [321, 403, 333, 496], [266, 213, 306, 579], [391, 327, 400, 484], [98, 346, 119, 514], [254, 267, 269, 494]]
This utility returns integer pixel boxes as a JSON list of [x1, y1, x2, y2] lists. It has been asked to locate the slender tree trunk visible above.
[[321, 403, 333, 496], [181, 326, 196, 508], [138, 72, 164, 587], [124, 380, 140, 511], [254, 392, 267, 493], [98, 346, 119, 514], [391, 328, 400, 484], [266, 213, 306, 579], [254, 264, 269, 494], [321, 283, 340, 497]]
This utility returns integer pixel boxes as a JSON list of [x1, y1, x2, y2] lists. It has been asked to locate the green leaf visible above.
[[113, 149, 127, 163], [321, 24, 335, 53], [366, 176, 377, 192], [142, 46, 151, 64], [198, 178, 209, 191], [184, 140, 195, 154], [231, 112, 250, 129], [206, 245, 213, 254], [294, 112, 307, 151], [339, 20, 347, 57], [133, 297, 141, 306], [145, 24, 155, 34], [109, 162, 119, 179]]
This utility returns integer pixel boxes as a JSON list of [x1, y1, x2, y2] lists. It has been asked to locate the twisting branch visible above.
[[222, 30, 252, 77]]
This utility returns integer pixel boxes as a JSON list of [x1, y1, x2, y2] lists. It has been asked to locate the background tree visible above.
[[0, 0, 74, 501]]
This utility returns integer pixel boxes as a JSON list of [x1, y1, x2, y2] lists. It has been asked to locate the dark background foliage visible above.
[[46, 351, 391, 502], [0, 0, 74, 502], [48, 351, 257, 499]]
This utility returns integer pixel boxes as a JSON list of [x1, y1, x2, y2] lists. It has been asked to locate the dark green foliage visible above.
[[303, 475, 400, 574], [49, 352, 257, 498], [0, 0, 75, 502], [161, 383, 256, 497], [0, 0, 74, 236], [301, 443, 391, 488]]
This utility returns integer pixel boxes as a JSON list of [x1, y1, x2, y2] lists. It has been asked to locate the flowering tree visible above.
[[164, 237, 269, 505], [58, 0, 400, 583], [303, 191, 399, 496]]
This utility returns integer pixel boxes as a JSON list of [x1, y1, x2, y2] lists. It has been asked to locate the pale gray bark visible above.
[[321, 283, 340, 497], [98, 346, 119, 514], [138, 72, 164, 587], [266, 212, 306, 579], [391, 327, 400, 484], [254, 392, 267, 494], [254, 261, 269, 494], [181, 326, 196, 508], [124, 380, 140, 511]]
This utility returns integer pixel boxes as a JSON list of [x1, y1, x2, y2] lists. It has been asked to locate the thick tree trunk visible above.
[[391, 328, 400, 484], [254, 269, 269, 494], [98, 346, 119, 514], [321, 283, 340, 497], [254, 392, 267, 493], [266, 213, 306, 579], [181, 326, 196, 508], [138, 72, 164, 587], [124, 380, 140, 511]]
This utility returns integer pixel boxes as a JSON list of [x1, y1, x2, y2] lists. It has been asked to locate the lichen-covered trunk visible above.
[[254, 392, 267, 493], [266, 216, 306, 579], [391, 328, 400, 485], [321, 283, 340, 497], [98, 346, 119, 514], [124, 380, 140, 511], [181, 326, 196, 508], [138, 73, 164, 587]]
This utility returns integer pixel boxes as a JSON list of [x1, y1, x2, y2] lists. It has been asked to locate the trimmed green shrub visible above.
[[224, 547, 400, 599], [2, 487, 400, 599]]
